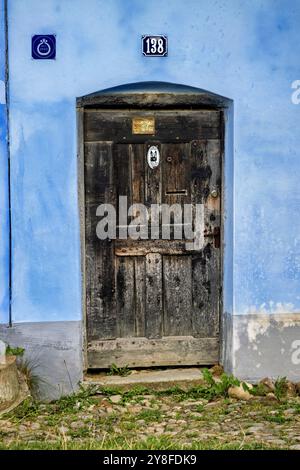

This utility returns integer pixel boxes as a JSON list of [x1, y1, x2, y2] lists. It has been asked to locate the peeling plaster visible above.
[[233, 314, 300, 381], [249, 314, 300, 343], [247, 316, 272, 343], [233, 313, 300, 352], [242, 302, 298, 316]]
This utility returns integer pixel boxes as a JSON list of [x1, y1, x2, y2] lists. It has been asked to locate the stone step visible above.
[[83, 367, 206, 391]]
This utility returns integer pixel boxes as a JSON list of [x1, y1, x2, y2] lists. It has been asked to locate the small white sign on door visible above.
[[147, 146, 160, 169]]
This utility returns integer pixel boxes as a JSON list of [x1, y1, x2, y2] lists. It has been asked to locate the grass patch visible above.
[[3, 385, 100, 423], [4, 398, 41, 421], [68, 427, 93, 438], [1, 379, 297, 451], [195, 404, 205, 413], [0, 436, 285, 451], [264, 412, 291, 424], [120, 421, 136, 431], [155, 369, 240, 401], [135, 409, 163, 423]]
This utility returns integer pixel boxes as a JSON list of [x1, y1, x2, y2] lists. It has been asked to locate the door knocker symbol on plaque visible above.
[[37, 38, 51, 56], [147, 146, 160, 169]]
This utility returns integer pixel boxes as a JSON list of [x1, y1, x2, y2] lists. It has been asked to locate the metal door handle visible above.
[[204, 227, 220, 248]]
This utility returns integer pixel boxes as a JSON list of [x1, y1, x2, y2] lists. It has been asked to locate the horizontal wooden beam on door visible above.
[[87, 336, 219, 368], [114, 239, 196, 256]]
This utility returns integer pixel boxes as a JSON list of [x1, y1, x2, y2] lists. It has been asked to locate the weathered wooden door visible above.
[[84, 109, 222, 368]]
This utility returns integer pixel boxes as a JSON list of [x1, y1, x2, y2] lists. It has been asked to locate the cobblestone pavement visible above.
[[1, 388, 300, 449]]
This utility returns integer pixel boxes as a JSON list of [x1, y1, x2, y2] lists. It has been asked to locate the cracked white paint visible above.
[[243, 302, 298, 315], [233, 312, 300, 354], [235, 302, 300, 346], [233, 314, 300, 380], [247, 314, 300, 344], [247, 316, 272, 343]]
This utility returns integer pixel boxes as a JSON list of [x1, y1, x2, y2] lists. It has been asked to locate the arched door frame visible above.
[[76, 81, 234, 372]]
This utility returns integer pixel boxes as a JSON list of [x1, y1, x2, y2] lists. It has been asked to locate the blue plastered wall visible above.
[[0, 0, 10, 325], [0, 0, 300, 395]]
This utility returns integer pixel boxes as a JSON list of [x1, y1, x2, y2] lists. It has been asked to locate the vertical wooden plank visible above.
[[134, 257, 146, 336], [206, 139, 221, 229], [85, 142, 117, 340], [131, 144, 145, 206], [116, 257, 136, 337], [114, 144, 132, 232], [77, 107, 88, 366], [145, 253, 163, 338], [145, 142, 161, 204], [145, 142, 161, 206], [192, 246, 220, 338], [162, 143, 190, 205], [161, 143, 190, 240], [190, 138, 221, 338], [114, 143, 144, 338], [190, 137, 210, 339], [145, 142, 161, 239], [130, 144, 147, 238], [205, 139, 221, 336], [208, 245, 220, 337], [192, 250, 214, 337], [190, 140, 211, 205], [163, 256, 192, 336]]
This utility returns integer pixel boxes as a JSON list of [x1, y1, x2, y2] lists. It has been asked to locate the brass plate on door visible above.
[[132, 117, 155, 134]]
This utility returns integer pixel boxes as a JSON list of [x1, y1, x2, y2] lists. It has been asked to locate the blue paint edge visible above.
[[0, 0, 10, 324]]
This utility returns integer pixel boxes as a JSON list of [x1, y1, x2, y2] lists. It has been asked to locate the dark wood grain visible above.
[[85, 110, 221, 142], [84, 109, 222, 367], [145, 253, 163, 338], [163, 256, 192, 336], [84, 143, 117, 340], [134, 257, 146, 337], [116, 256, 135, 337], [88, 336, 219, 368]]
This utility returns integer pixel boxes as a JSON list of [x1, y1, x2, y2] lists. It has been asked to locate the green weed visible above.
[[274, 377, 288, 400], [264, 412, 290, 424], [136, 409, 162, 423], [6, 345, 25, 356], [107, 363, 131, 377]]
